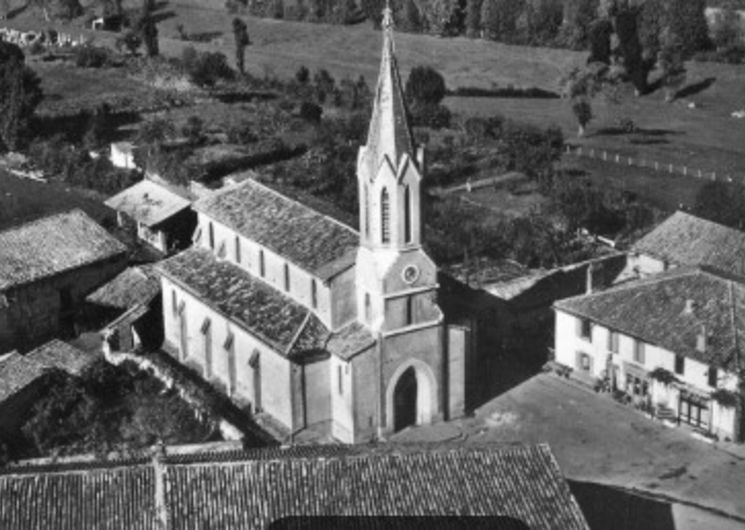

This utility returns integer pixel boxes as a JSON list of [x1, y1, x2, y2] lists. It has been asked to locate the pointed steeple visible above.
[[365, 2, 416, 173]]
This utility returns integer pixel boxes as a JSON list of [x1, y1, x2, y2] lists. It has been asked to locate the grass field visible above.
[[0, 169, 113, 231]]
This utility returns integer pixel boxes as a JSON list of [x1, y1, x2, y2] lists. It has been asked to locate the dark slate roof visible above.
[[0, 352, 45, 402], [0, 209, 127, 291], [632, 211, 745, 277], [86, 265, 161, 310], [0, 443, 588, 530], [193, 178, 358, 280], [104, 178, 192, 228], [555, 268, 745, 371], [326, 321, 377, 360]]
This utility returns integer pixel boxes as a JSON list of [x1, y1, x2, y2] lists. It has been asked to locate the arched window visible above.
[[365, 293, 371, 322], [311, 279, 318, 309], [404, 185, 412, 244], [405, 296, 414, 326], [381, 188, 390, 244], [259, 249, 265, 277], [364, 183, 370, 238], [284, 263, 290, 292], [208, 222, 215, 249]]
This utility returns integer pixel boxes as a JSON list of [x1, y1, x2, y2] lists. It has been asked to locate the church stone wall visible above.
[[350, 348, 378, 443]]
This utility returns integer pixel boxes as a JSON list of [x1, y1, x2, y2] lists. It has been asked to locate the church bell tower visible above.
[[355, 5, 439, 333]]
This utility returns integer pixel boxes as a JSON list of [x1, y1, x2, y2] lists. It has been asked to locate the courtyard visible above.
[[392, 372, 745, 528]]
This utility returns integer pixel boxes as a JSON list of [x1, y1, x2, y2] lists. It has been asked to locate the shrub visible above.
[[75, 45, 110, 68], [295, 65, 310, 84], [409, 101, 451, 129], [299, 101, 323, 123], [180, 47, 234, 87], [405, 65, 446, 106]]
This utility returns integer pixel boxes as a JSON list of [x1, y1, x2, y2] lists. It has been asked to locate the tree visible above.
[[612, 4, 649, 95], [587, 19, 613, 64], [181, 115, 205, 145], [137, 117, 175, 160], [0, 42, 43, 152], [405, 65, 446, 106], [666, 0, 710, 58], [658, 39, 686, 103], [181, 47, 235, 87], [465, 0, 482, 37], [560, 0, 599, 49], [140, 18, 159, 56], [232, 18, 251, 74], [117, 30, 142, 56], [693, 180, 745, 231]]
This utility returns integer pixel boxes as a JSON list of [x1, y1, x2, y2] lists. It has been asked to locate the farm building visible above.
[[105, 177, 196, 254], [0, 210, 127, 354], [155, 10, 470, 443], [0, 443, 589, 529]]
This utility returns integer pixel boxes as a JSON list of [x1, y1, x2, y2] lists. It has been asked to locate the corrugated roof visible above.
[[632, 211, 745, 277], [193, 178, 358, 281], [104, 179, 192, 228], [0, 209, 127, 291], [0, 443, 588, 530], [555, 268, 745, 371], [86, 265, 161, 310]]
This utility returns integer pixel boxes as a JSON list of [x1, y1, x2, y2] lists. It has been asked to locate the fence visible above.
[[565, 144, 736, 184]]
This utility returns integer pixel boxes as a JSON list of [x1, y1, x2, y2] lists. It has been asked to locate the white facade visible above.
[[554, 309, 740, 440]]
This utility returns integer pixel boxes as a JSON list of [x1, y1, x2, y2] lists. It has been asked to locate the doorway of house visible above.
[[393, 366, 418, 432]]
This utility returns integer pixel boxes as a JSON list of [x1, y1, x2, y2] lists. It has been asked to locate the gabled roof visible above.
[[0, 209, 127, 291], [26, 339, 96, 377], [193, 179, 358, 281], [0, 443, 589, 530], [0, 351, 46, 402], [555, 268, 745, 371], [86, 265, 161, 310], [104, 178, 192, 228], [632, 211, 745, 277], [364, 6, 416, 175]]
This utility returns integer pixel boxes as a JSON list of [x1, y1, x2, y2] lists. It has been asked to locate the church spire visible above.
[[365, 2, 416, 172]]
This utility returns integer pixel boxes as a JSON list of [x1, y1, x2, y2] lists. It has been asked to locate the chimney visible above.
[[684, 299, 696, 314], [585, 262, 596, 294], [696, 324, 707, 353]]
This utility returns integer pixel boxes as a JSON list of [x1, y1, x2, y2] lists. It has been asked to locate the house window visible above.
[[259, 250, 265, 277], [675, 355, 685, 375], [338, 365, 343, 394], [208, 222, 215, 249], [171, 290, 177, 314], [235, 236, 241, 263], [201, 318, 212, 379], [405, 296, 413, 326], [679, 395, 709, 429], [364, 293, 371, 322], [633, 340, 645, 365], [577, 318, 592, 340], [364, 183, 370, 238], [381, 188, 390, 244], [179, 308, 188, 361], [311, 279, 318, 309], [607, 330, 619, 353], [577, 352, 592, 372], [249, 350, 261, 411], [284, 263, 290, 292], [225, 332, 235, 395], [708, 367, 718, 388], [404, 185, 412, 243], [625, 374, 649, 397]]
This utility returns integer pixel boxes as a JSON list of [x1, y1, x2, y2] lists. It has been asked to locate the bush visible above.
[[299, 101, 323, 123], [405, 65, 446, 106], [75, 45, 111, 68], [295, 65, 310, 84], [409, 101, 451, 129], [180, 46, 234, 87]]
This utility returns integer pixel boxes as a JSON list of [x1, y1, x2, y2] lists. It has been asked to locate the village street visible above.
[[393, 373, 745, 529]]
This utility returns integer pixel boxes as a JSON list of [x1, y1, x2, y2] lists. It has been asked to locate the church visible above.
[[158, 10, 469, 443]]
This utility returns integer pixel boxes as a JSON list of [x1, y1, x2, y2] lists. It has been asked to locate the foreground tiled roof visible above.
[[193, 179, 358, 280], [0, 209, 127, 291], [104, 178, 192, 228], [632, 211, 745, 277], [0, 443, 588, 530], [555, 268, 745, 371], [0, 341, 96, 402], [86, 265, 161, 310]]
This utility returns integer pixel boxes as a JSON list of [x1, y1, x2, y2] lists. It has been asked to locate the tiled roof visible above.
[[0, 209, 127, 291], [0, 340, 97, 402], [104, 178, 192, 228], [158, 249, 374, 360], [158, 248, 326, 356], [0, 464, 156, 529], [555, 268, 745, 371], [632, 211, 745, 277], [193, 178, 358, 280], [0, 443, 588, 530], [0, 352, 46, 402], [86, 265, 161, 310], [26, 339, 97, 377]]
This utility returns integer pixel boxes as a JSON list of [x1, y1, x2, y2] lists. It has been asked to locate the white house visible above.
[[156, 8, 468, 444], [110, 141, 138, 170], [554, 267, 744, 442]]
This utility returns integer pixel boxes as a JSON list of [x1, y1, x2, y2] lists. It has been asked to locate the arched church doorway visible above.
[[393, 366, 418, 431]]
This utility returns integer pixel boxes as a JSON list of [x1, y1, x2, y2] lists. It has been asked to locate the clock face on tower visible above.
[[402, 264, 419, 284]]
